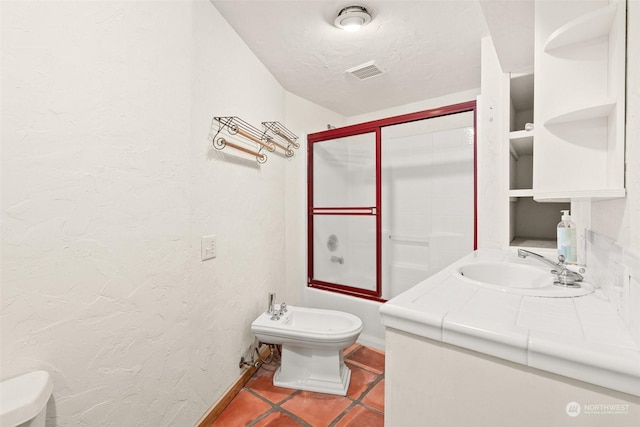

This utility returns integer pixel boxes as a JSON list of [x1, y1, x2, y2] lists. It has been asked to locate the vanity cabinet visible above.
[[533, 0, 626, 201]]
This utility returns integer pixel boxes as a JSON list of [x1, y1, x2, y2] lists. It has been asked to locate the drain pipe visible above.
[[238, 356, 259, 369], [238, 342, 276, 369]]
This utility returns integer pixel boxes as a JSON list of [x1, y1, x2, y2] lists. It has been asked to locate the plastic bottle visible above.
[[557, 210, 577, 263]]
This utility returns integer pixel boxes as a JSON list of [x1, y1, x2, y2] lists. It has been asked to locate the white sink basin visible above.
[[453, 262, 594, 297]]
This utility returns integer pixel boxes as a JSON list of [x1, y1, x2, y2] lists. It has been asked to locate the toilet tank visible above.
[[0, 371, 53, 427]]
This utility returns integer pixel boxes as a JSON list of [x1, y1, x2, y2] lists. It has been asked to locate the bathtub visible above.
[[303, 287, 385, 350]]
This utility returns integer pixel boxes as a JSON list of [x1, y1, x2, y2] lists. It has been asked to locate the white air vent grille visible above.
[[346, 61, 384, 80]]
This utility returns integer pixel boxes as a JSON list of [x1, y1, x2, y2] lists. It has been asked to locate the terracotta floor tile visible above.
[[212, 389, 271, 427], [361, 379, 385, 412], [252, 411, 305, 427], [334, 404, 384, 427], [346, 346, 385, 374], [346, 366, 380, 400], [343, 343, 360, 357], [246, 365, 296, 404], [214, 346, 386, 426], [280, 390, 352, 427]]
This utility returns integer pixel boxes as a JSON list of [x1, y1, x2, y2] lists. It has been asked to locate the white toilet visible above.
[[251, 304, 363, 396], [0, 370, 53, 427]]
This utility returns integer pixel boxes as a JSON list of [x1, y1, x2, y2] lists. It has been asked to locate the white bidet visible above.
[[251, 305, 363, 395]]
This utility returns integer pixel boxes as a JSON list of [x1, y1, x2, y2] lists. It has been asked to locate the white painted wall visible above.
[[0, 1, 339, 426], [188, 1, 287, 422], [283, 93, 346, 306]]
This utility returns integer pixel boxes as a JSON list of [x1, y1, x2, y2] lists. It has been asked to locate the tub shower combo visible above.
[[307, 103, 477, 304]]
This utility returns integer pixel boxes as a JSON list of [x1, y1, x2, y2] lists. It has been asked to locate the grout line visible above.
[[355, 373, 384, 405], [345, 359, 384, 375], [328, 401, 359, 427], [244, 387, 313, 427], [360, 402, 385, 416], [342, 343, 362, 359], [329, 371, 385, 425]]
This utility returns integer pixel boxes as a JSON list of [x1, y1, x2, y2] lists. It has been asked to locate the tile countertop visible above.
[[379, 248, 640, 397]]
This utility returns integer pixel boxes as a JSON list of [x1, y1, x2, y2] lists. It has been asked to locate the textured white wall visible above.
[[0, 1, 334, 426], [283, 93, 346, 305], [187, 0, 288, 422], [2, 2, 195, 425]]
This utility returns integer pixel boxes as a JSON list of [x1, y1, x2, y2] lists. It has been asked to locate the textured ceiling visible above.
[[211, 1, 533, 117]]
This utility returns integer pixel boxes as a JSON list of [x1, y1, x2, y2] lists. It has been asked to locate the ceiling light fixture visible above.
[[334, 5, 372, 32]]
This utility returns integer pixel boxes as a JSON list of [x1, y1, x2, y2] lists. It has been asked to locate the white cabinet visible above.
[[533, 0, 626, 201]]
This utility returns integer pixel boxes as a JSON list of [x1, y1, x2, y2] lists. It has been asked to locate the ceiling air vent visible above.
[[346, 61, 384, 80]]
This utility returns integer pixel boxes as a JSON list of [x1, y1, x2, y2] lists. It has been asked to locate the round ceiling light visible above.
[[334, 5, 372, 32]]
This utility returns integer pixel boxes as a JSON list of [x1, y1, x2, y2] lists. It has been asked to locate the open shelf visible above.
[[509, 130, 534, 157], [534, 188, 626, 202], [544, 3, 617, 52], [509, 196, 569, 250], [544, 100, 616, 126], [509, 189, 534, 200], [510, 237, 556, 249]]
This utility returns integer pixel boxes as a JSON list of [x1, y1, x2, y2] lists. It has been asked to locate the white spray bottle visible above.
[[557, 210, 577, 263]]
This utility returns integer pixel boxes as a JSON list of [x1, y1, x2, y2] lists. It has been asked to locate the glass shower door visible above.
[[381, 112, 475, 299], [308, 131, 380, 297]]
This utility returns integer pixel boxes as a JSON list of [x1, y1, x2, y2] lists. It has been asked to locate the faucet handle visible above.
[[280, 302, 287, 313]]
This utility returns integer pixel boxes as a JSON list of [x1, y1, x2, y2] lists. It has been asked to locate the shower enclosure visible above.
[[308, 102, 476, 301]]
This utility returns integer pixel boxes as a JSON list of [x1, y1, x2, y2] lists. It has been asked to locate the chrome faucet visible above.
[[331, 255, 344, 264], [267, 293, 287, 320], [267, 292, 276, 314], [517, 249, 583, 287], [517, 249, 560, 270]]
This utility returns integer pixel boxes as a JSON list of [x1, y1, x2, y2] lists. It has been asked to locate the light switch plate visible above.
[[201, 235, 217, 261]]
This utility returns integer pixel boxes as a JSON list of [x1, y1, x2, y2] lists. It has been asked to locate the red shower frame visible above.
[[307, 101, 478, 302]]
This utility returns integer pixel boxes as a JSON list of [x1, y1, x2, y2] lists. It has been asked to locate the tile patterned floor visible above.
[[212, 344, 385, 427]]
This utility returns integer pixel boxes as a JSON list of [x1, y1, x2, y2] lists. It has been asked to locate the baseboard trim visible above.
[[195, 346, 271, 427]]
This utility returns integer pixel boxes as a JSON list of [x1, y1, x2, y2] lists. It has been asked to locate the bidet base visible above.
[[273, 345, 352, 396]]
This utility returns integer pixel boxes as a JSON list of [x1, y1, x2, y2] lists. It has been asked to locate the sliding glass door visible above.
[[381, 112, 475, 299], [308, 131, 381, 298], [308, 102, 476, 301]]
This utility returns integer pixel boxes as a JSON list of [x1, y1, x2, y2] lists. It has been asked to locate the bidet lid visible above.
[[0, 370, 53, 427]]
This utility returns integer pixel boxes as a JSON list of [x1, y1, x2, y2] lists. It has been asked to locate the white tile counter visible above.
[[380, 248, 640, 397]]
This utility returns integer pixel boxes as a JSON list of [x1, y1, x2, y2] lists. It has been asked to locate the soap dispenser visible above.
[[557, 210, 577, 263]]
